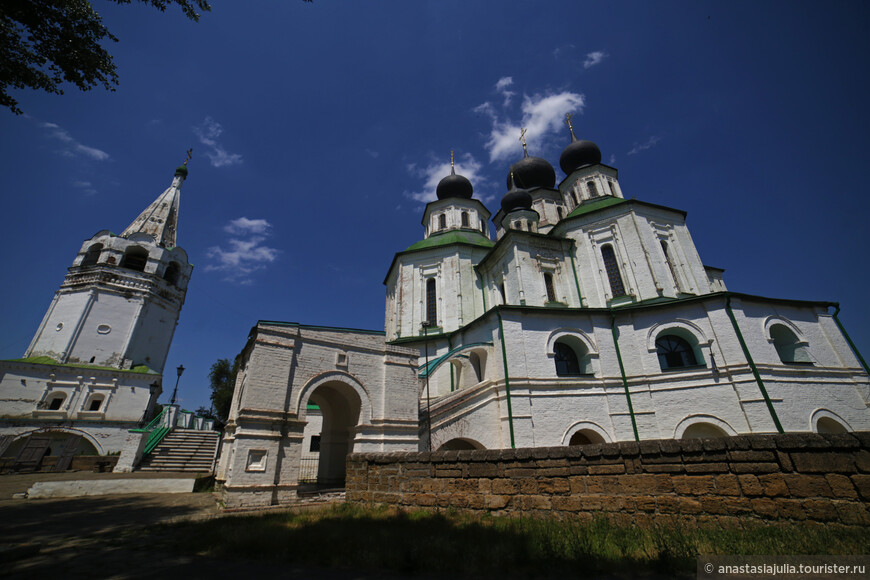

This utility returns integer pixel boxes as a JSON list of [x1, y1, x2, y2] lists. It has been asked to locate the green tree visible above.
[[208, 357, 238, 424], [0, 0, 211, 114]]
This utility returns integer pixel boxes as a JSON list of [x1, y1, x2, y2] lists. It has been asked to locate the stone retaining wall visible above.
[[346, 433, 870, 527]]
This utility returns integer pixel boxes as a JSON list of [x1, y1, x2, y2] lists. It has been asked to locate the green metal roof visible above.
[[405, 230, 494, 252], [565, 196, 627, 218]]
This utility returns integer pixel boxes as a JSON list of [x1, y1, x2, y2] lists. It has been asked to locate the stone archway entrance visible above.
[[307, 381, 362, 487]]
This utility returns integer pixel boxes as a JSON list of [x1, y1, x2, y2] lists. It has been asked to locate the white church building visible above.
[[0, 163, 193, 465], [216, 120, 869, 507]]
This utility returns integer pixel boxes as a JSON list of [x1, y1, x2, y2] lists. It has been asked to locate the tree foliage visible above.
[[0, 0, 211, 114], [208, 357, 238, 424]]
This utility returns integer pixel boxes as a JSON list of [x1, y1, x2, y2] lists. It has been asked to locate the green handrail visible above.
[[130, 406, 172, 456]]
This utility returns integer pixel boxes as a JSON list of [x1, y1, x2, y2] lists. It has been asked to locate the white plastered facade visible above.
[[0, 167, 192, 457]]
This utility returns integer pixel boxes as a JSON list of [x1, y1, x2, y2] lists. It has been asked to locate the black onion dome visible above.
[[436, 172, 473, 200], [506, 155, 556, 190], [501, 176, 533, 214], [559, 139, 602, 174]]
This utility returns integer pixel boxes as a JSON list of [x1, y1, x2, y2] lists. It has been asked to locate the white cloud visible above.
[[72, 180, 97, 196], [224, 217, 271, 235], [206, 218, 279, 284], [365, 148, 380, 158], [495, 76, 515, 106], [583, 50, 608, 69], [628, 135, 661, 155], [479, 91, 586, 163], [405, 152, 486, 204], [609, 154, 617, 165], [39, 122, 110, 161], [193, 117, 243, 168]]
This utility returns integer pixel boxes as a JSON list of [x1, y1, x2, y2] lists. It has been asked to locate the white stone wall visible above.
[[219, 323, 419, 507]]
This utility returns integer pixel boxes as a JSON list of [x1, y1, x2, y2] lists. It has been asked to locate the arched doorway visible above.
[[681, 422, 729, 439], [307, 381, 362, 487]]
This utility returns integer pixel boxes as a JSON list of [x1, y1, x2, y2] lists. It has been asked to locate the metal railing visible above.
[[130, 406, 172, 456], [298, 456, 319, 483]]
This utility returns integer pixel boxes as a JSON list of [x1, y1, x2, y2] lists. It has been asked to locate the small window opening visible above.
[[656, 335, 698, 370], [608, 181, 617, 196], [461, 211, 469, 227], [81, 244, 102, 267], [164, 262, 181, 286], [544, 273, 556, 302], [89, 397, 103, 411], [439, 214, 447, 230], [601, 245, 626, 297], [587, 181, 598, 197], [554, 341, 582, 376], [425, 278, 437, 326], [121, 247, 149, 272], [570, 191, 578, 205], [48, 396, 65, 410], [309, 435, 321, 452], [557, 207, 564, 220], [770, 324, 812, 364], [499, 283, 506, 305]]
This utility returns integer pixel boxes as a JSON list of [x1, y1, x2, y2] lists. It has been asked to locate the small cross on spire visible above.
[[183, 148, 193, 166], [450, 150, 455, 175], [565, 113, 577, 141], [519, 128, 528, 156]]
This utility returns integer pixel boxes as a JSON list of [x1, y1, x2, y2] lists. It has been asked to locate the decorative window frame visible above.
[[810, 408, 852, 433], [561, 421, 612, 445], [647, 319, 712, 370], [672, 414, 737, 439], [546, 328, 600, 377], [762, 316, 812, 364]]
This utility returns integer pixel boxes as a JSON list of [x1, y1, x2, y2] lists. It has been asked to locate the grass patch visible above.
[[151, 504, 869, 577]]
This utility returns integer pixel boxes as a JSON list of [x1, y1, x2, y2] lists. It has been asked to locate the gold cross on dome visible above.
[[183, 148, 193, 165], [565, 113, 577, 140], [519, 128, 528, 155]]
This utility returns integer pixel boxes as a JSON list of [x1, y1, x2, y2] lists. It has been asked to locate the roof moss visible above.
[[5, 356, 158, 375], [405, 230, 494, 252]]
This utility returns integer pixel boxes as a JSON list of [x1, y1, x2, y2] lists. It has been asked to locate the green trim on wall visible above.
[[496, 309, 516, 449], [725, 295, 784, 434], [832, 304, 870, 375], [610, 313, 639, 441]]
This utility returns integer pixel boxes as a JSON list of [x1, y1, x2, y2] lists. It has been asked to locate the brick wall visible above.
[[347, 433, 870, 527]]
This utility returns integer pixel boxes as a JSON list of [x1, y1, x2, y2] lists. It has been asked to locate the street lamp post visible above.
[[422, 321, 432, 451], [170, 364, 185, 406]]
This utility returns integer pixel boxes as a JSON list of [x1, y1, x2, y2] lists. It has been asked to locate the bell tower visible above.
[[25, 161, 194, 374]]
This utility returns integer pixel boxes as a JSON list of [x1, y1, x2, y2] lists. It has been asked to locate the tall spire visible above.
[[120, 152, 191, 248]]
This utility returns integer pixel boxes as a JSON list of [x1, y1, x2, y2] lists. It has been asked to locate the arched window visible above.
[[608, 181, 617, 196], [513, 221, 521, 230], [425, 278, 437, 326], [661, 240, 681, 292], [121, 246, 149, 272], [601, 245, 626, 297], [81, 244, 102, 267], [438, 214, 447, 230], [461, 211, 469, 227], [164, 262, 180, 286], [681, 422, 728, 439], [544, 272, 556, 302], [88, 396, 104, 411], [656, 335, 698, 370], [570, 191, 578, 205], [770, 324, 812, 364], [816, 417, 847, 434], [554, 340, 585, 376], [587, 181, 598, 197], [569, 430, 606, 445], [48, 395, 66, 410], [557, 207, 564, 220], [469, 352, 483, 383]]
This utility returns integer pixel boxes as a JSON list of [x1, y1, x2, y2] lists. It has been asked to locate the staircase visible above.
[[137, 429, 220, 472]]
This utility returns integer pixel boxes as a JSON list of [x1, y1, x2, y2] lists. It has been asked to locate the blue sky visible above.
[[1, 1, 868, 412]]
